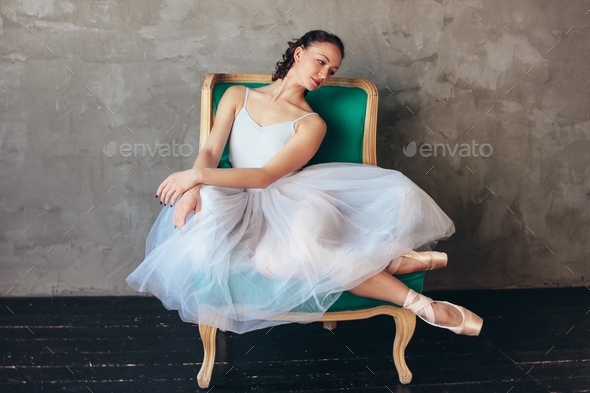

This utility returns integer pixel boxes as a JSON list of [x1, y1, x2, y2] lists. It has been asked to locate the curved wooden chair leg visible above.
[[197, 324, 217, 389], [323, 321, 337, 331], [392, 308, 416, 384]]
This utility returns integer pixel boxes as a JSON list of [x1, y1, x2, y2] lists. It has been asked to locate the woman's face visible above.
[[291, 42, 342, 90]]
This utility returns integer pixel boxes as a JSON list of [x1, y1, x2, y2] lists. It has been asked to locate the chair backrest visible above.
[[199, 73, 378, 167]]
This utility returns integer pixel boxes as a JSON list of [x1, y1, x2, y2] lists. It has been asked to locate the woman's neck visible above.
[[264, 76, 307, 103]]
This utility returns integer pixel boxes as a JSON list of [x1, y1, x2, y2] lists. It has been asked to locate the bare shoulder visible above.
[[215, 86, 248, 118], [295, 113, 327, 136], [220, 85, 246, 103]]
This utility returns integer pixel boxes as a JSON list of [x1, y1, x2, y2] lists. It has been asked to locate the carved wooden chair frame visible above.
[[195, 73, 417, 388]]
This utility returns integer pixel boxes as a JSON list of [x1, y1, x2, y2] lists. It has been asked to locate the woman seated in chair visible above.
[[126, 30, 483, 336]]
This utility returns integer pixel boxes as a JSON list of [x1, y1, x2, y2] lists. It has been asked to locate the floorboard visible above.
[[1, 288, 589, 392]]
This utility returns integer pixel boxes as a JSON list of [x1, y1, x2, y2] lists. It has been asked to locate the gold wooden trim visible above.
[[266, 305, 402, 322], [196, 324, 217, 389], [392, 309, 416, 384], [196, 305, 415, 386], [317, 307, 415, 384], [200, 73, 378, 165], [323, 321, 337, 331], [218, 305, 415, 384]]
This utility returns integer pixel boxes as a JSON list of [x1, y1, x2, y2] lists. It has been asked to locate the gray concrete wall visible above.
[[1, 0, 589, 296]]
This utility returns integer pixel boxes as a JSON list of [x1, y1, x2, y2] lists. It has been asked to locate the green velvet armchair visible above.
[[195, 73, 424, 387]]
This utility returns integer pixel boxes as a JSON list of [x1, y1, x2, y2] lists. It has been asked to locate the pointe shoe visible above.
[[403, 289, 483, 336], [402, 250, 448, 271]]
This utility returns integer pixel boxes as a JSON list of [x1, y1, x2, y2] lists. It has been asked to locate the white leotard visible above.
[[229, 88, 318, 168]]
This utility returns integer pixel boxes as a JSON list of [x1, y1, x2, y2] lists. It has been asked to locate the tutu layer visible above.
[[126, 162, 454, 333]]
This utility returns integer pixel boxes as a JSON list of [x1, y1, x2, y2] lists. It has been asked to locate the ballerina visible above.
[[126, 30, 483, 336]]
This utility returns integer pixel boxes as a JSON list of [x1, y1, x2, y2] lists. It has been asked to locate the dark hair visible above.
[[272, 30, 345, 81]]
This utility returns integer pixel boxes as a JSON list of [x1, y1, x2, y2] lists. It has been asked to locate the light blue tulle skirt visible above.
[[125, 163, 455, 333]]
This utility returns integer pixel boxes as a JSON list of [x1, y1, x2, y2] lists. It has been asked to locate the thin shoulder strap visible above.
[[243, 87, 249, 105], [293, 112, 319, 123]]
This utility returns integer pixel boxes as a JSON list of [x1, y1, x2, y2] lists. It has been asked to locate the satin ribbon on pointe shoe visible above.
[[403, 289, 483, 336]]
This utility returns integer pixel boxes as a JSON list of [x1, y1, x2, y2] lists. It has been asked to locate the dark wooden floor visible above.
[[2, 288, 589, 393]]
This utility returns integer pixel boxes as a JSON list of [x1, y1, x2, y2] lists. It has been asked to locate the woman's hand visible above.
[[172, 185, 202, 229], [156, 168, 201, 206]]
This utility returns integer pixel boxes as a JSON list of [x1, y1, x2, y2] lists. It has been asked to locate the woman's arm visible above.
[[158, 114, 327, 206], [192, 85, 245, 170], [196, 115, 326, 188], [157, 85, 243, 203], [161, 86, 243, 229]]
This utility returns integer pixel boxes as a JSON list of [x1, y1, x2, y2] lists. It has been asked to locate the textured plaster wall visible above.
[[1, 0, 589, 296]]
